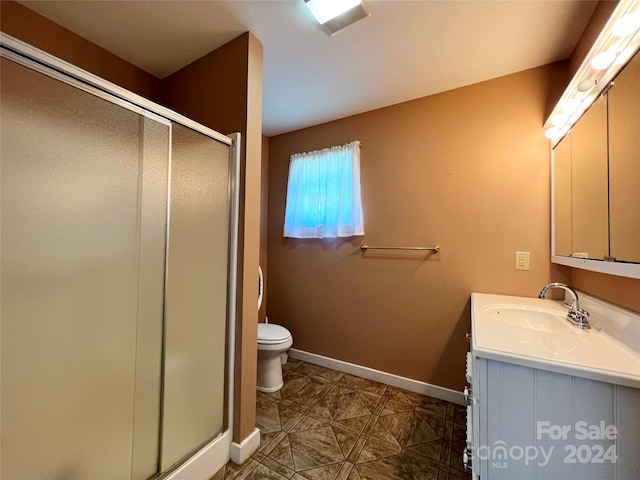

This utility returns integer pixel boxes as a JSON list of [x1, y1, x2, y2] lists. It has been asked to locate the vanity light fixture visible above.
[[544, 0, 640, 143], [305, 0, 370, 35]]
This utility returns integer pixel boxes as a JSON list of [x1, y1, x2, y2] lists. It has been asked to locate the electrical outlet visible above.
[[515, 251, 530, 270]]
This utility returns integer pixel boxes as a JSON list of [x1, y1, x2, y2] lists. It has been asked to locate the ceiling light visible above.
[[591, 51, 617, 70], [613, 11, 640, 36], [305, 0, 370, 35], [306, 0, 361, 24]]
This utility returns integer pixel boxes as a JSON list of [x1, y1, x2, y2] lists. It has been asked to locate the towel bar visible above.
[[359, 245, 440, 252]]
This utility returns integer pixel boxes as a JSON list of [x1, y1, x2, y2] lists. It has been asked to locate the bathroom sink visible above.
[[471, 292, 640, 388], [482, 305, 574, 335], [481, 304, 584, 355]]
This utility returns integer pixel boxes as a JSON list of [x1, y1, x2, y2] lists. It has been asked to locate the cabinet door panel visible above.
[[573, 378, 615, 480], [616, 386, 640, 478], [486, 361, 535, 479], [534, 370, 574, 478]]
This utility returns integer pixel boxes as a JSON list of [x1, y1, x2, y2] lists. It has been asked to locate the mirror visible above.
[[609, 51, 640, 263], [553, 134, 572, 257], [552, 50, 640, 278]]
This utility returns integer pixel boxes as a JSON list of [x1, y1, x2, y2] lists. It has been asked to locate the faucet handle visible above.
[[568, 307, 589, 318], [567, 307, 591, 329]]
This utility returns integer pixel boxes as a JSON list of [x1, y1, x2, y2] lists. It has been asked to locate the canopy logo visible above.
[[477, 420, 619, 470]]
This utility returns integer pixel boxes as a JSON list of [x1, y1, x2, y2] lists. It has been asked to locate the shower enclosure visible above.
[[0, 36, 238, 479]]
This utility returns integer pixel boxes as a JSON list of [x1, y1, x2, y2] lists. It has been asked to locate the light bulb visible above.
[[562, 98, 582, 115], [552, 114, 569, 128], [613, 11, 640, 37], [615, 47, 634, 66], [569, 109, 584, 125], [591, 51, 616, 70], [545, 127, 560, 140], [578, 80, 594, 92]]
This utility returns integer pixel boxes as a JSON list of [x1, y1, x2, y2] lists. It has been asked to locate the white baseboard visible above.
[[229, 428, 260, 465], [165, 430, 231, 480], [289, 348, 465, 406]]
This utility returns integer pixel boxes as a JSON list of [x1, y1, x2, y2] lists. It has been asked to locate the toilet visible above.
[[256, 266, 293, 392], [257, 322, 293, 392]]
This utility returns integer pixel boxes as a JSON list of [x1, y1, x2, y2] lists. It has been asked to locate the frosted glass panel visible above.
[[0, 58, 168, 479], [161, 124, 230, 469], [131, 118, 170, 480]]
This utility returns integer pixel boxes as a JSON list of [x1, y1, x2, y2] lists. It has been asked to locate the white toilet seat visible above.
[[258, 323, 291, 344], [258, 336, 293, 352]]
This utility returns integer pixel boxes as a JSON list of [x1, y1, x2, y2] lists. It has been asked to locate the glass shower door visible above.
[[1, 47, 235, 480], [0, 57, 168, 479], [161, 124, 231, 470]]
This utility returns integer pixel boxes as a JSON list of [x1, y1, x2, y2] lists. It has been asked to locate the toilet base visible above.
[[257, 347, 290, 393], [256, 381, 284, 393]]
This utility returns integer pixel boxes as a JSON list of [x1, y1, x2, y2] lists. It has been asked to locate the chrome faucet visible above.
[[538, 282, 591, 329]]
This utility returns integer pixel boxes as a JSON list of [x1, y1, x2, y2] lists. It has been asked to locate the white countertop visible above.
[[471, 292, 640, 388]]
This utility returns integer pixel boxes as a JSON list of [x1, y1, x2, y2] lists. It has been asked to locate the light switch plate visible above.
[[516, 251, 530, 270]]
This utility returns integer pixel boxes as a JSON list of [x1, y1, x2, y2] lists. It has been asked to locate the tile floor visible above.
[[212, 359, 471, 480]]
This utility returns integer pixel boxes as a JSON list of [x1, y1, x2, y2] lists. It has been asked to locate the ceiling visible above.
[[18, 0, 598, 136]]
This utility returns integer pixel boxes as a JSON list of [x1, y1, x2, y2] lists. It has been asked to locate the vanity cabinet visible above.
[[467, 292, 640, 480], [466, 355, 640, 480]]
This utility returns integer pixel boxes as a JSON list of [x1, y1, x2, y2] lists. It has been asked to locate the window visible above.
[[283, 140, 364, 239]]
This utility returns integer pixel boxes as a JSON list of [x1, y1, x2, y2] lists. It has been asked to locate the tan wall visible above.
[[0, 1, 160, 100], [571, 270, 640, 313], [2, 3, 263, 445], [160, 37, 248, 137], [238, 33, 263, 442], [267, 64, 570, 392]]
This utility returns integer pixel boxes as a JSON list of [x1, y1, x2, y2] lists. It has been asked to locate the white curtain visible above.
[[284, 140, 364, 239]]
